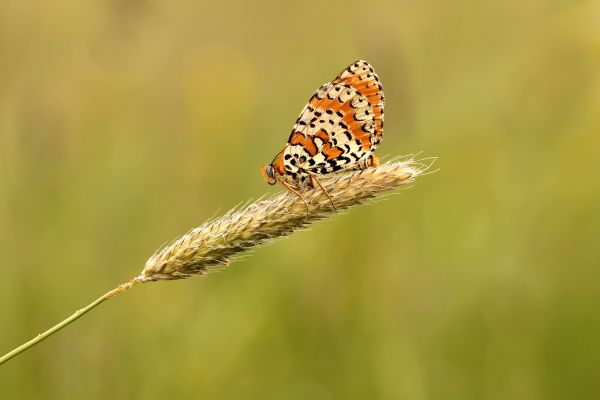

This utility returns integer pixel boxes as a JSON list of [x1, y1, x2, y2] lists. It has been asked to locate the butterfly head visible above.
[[260, 163, 277, 185]]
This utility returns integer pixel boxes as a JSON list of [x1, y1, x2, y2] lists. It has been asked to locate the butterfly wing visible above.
[[281, 60, 385, 177]]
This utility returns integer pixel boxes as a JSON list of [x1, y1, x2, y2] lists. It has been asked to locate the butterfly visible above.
[[261, 60, 384, 209]]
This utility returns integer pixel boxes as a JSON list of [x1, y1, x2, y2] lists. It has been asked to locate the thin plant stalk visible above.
[[0, 278, 142, 366]]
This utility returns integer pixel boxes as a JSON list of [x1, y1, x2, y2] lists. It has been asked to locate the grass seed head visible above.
[[140, 159, 428, 282]]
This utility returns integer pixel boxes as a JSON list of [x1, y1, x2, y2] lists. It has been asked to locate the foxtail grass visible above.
[[0, 158, 432, 366]]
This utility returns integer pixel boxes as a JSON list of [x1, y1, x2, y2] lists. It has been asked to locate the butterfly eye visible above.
[[266, 165, 275, 178]]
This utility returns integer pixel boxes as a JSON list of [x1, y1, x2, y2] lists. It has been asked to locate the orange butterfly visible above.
[[261, 60, 384, 209]]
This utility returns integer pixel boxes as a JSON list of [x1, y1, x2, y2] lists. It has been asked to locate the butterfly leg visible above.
[[279, 181, 310, 215], [308, 172, 336, 210]]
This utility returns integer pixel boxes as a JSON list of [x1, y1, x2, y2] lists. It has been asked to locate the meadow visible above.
[[1, 0, 599, 398]]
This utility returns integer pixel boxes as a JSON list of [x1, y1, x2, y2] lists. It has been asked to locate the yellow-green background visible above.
[[1, 0, 599, 398]]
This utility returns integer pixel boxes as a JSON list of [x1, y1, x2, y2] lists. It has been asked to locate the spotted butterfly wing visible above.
[[281, 60, 384, 180]]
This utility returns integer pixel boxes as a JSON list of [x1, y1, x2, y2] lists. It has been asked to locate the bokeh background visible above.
[[1, 0, 599, 398]]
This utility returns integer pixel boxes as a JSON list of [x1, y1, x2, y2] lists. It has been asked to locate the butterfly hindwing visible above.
[[282, 60, 384, 178]]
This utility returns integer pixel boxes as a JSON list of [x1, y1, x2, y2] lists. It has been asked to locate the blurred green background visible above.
[[1, 0, 599, 398]]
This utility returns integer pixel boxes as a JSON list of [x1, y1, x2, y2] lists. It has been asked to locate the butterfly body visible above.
[[261, 60, 385, 203]]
